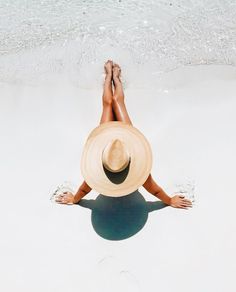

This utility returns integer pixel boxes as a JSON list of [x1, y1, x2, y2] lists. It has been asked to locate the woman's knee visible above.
[[102, 98, 113, 107], [112, 94, 125, 104]]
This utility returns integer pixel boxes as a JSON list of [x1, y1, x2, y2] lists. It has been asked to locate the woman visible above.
[[55, 60, 192, 209]]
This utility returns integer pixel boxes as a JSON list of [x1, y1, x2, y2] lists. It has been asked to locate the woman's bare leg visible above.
[[76, 60, 115, 201], [111, 63, 153, 189], [111, 65, 158, 191], [99, 60, 116, 124], [112, 63, 133, 125]]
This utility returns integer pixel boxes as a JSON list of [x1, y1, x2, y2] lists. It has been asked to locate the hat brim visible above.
[[80, 121, 153, 197]]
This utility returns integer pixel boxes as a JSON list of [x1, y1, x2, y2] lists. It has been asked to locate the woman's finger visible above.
[[56, 194, 65, 199], [177, 205, 188, 209], [180, 203, 189, 208], [182, 199, 192, 203], [184, 200, 193, 205], [181, 203, 188, 207], [180, 205, 188, 209], [181, 199, 192, 204], [182, 201, 192, 206], [59, 194, 67, 199]]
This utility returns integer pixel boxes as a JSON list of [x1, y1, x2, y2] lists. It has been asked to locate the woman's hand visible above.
[[55, 192, 75, 205], [170, 195, 192, 209]]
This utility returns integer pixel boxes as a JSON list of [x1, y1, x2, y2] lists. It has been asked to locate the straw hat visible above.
[[80, 121, 153, 197]]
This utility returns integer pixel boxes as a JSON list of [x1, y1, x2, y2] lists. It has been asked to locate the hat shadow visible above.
[[77, 190, 167, 241]]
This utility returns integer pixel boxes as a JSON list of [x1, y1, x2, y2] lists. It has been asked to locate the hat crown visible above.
[[102, 138, 130, 173]]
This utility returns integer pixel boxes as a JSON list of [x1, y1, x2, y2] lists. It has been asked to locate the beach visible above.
[[0, 63, 236, 291], [1, 0, 236, 290]]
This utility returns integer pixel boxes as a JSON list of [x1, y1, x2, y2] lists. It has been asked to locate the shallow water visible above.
[[1, 0, 236, 86]]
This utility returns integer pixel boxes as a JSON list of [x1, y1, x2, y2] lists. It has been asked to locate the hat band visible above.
[[102, 157, 131, 184]]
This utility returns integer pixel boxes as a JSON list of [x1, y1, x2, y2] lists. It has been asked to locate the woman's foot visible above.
[[102, 60, 113, 105], [112, 63, 121, 83], [112, 63, 124, 102], [104, 60, 113, 80]]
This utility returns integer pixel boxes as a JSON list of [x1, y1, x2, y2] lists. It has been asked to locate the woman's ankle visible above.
[[105, 73, 112, 81], [113, 76, 121, 83]]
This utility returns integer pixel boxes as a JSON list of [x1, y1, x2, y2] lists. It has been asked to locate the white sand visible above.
[[0, 65, 236, 291]]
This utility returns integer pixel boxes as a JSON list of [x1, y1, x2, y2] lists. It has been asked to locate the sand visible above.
[[0, 64, 236, 291]]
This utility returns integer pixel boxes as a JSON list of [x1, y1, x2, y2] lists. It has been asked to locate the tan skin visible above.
[[55, 60, 192, 209]]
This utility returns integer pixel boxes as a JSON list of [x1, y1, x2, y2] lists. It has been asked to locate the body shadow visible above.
[[77, 190, 167, 241]]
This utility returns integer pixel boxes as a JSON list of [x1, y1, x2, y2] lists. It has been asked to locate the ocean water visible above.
[[1, 0, 236, 87]]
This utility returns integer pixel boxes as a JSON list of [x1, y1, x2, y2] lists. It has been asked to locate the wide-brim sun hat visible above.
[[80, 121, 153, 197]]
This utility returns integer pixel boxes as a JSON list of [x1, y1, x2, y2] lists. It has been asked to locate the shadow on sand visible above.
[[77, 190, 167, 241]]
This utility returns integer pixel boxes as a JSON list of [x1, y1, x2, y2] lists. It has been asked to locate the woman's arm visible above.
[[55, 180, 92, 204], [73, 180, 92, 203], [142, 174, 171, 205], [142, 174, 192, 209]]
